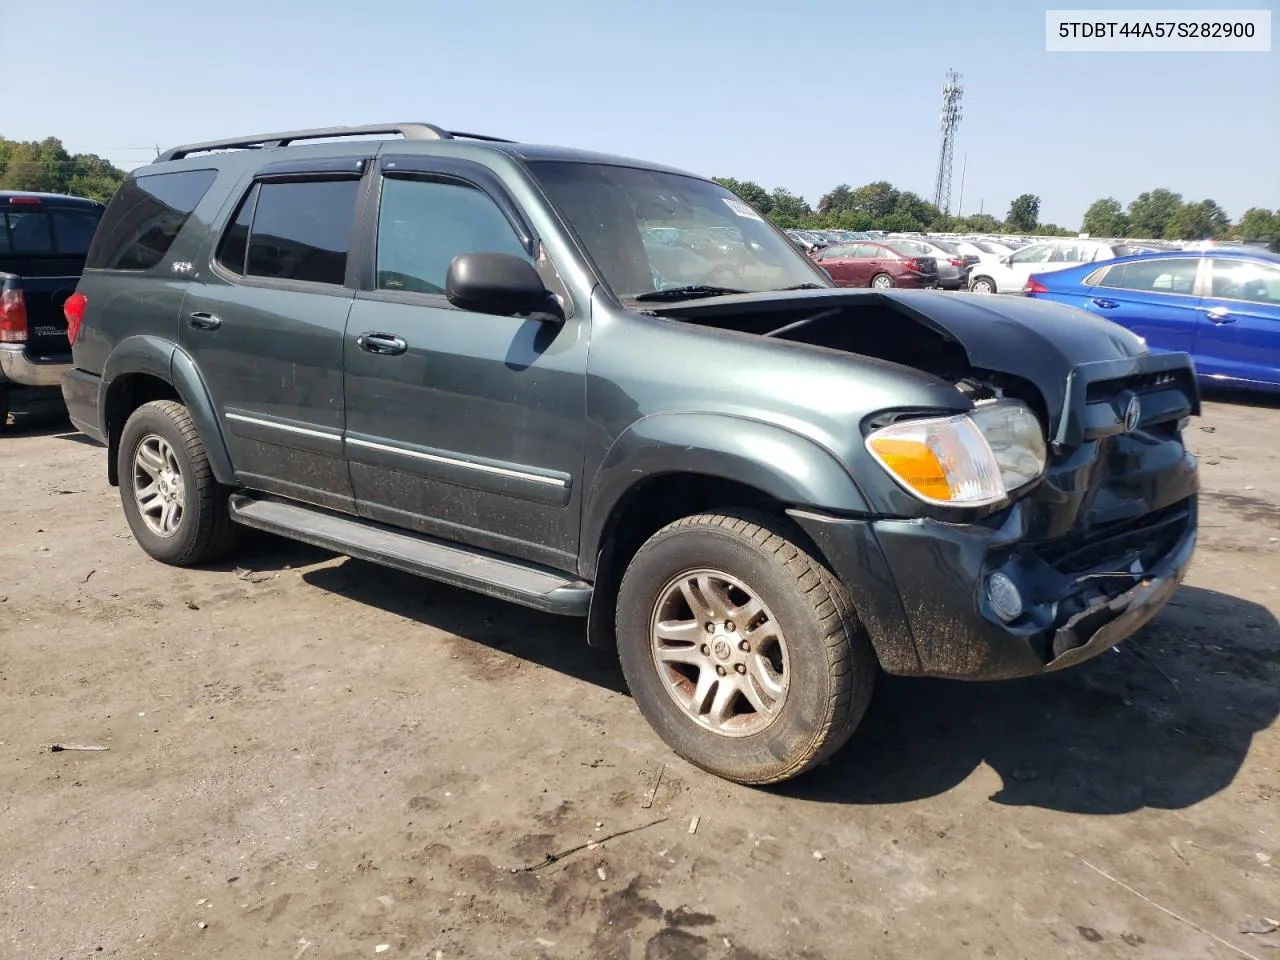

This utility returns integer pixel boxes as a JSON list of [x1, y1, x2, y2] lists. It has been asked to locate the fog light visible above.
[[987, 572, 1024, 623]]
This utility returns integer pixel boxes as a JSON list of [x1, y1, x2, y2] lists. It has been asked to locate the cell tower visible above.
[[932, 69, 964, 216]]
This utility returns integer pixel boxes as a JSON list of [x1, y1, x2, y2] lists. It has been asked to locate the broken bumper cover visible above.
[[789, 496, 1197, 681]]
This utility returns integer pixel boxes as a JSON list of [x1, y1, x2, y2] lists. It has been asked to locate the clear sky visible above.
[[5, 0, 1277, 227]]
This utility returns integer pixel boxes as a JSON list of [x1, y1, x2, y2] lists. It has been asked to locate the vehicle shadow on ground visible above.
[[219, 536, 1277, 814], [784, 585, 1279, 814], [2, 389, 73, 437], [300, 556, 629, 694]]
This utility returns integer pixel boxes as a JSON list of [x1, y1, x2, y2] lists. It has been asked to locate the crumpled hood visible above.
[[645, 287, 1182, 445]]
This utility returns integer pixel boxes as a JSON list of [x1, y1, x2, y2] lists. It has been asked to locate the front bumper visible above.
[[0, 344, 71, 387], [790, 495, 1197, 681]]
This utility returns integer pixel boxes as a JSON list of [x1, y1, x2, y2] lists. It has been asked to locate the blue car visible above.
[[1024, 248, 1280, 393]]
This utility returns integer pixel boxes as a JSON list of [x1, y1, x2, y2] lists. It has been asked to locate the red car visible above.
[[812, 241, 939, 289]]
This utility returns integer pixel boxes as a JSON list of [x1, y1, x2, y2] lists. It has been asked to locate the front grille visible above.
[[1031, 500, 1191, 576], [1085, 368, 1194, 404]]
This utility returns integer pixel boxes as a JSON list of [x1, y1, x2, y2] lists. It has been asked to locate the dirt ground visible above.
[[2, 386, 1278, 960]]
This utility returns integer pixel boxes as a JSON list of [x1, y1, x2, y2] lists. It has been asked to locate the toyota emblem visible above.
[[1123, 395, 1142, 433]]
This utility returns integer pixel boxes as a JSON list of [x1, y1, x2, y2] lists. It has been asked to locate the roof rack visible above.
[[155, 123, 513, 162]]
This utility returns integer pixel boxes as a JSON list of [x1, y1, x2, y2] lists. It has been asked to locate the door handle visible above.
[[1205, 307, 1235, 324], [1091, 298, 1119, 309], [356, 332, 408, 355], [187, 311, 222, 330]]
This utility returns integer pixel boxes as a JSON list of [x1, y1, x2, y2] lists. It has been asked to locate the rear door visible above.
[[1084, 256, 1202, 354], [1193, 257, 1280, 388], [180, 157, 367, 513]]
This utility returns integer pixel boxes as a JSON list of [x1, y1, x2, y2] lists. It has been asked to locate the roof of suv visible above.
[[150, 121, 699, 179]]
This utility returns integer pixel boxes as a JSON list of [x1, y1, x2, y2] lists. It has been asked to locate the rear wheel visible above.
[[870, 273, 894, 289], [970, 276, 995, 294], [616, 511, 876, 784], [117, 400, 241, 565]]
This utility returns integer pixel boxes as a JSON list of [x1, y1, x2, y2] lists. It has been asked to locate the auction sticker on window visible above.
[[1046, 9, 1271, 50], [722, 198, 764, 221]]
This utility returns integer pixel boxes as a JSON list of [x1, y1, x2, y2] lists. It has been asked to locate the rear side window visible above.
[[217, 179, 359, 286], [86, 169, 217, 270], [1098, 259, 1199, 294]]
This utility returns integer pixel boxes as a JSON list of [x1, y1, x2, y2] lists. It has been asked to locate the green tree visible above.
[[1167, 199, 1230, 240], [1081, 197, 1129, 237], [766, 187, 811, 225], [957, 213, 1002, 233], [1037, 223, 1073, 237], [850, 181, 900, 220], [0, 141, 58, 192], [0, 135, 126, 201], [894, 191, 942, 229], [1126, 189, 1182, 238], [1006, 194, 1040, 232], [1233, 207, 1280, 243], [817, 183, 855, 216], [711, 177, 772, 214]]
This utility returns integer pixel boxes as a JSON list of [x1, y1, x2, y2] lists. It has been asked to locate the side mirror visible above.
[[999, 255, 1012, 265], [445, 252, 559, 320]]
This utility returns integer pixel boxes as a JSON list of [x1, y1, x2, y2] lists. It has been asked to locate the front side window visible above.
[[525, 161, 826, 299], [1210, 259, 1280, 304], [86, 169, 217, 271], [1010, 244, 1052, 264], [375, 176, 530, 294], [1099, 259, 1199, 294], [817, 244, 855, 261]]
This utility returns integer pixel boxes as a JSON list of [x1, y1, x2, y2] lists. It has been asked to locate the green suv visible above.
[[62, 123, 1199, 784]]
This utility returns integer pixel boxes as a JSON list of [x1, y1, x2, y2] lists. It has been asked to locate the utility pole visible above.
[[956, 153, 967, 218]]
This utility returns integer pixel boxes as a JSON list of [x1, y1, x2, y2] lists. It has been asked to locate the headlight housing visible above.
[[865, 401, 1046, 507]]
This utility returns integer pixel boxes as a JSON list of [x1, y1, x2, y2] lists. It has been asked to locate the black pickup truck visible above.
[[0, 191, 104, 425]]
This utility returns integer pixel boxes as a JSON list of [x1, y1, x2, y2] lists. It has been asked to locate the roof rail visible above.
[[155, 123, 512, 162]]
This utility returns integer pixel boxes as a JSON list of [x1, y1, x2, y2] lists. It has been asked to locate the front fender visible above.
[[579, 412, 869, 576], [101, 336, 235, 486]]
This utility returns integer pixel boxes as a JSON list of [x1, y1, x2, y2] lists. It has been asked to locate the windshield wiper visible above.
[[633, 284, 747, 302], [777, 282, 826, 290]]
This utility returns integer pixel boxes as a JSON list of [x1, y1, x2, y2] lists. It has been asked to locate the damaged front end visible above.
[[649, 289, 1200, 679]]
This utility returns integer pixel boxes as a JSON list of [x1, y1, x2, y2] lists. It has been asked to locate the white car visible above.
[[966, 239, 1135, 294]]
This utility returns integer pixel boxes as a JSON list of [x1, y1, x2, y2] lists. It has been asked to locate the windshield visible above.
[[927, 239, 959, 254], [525, 161, 828, 299]]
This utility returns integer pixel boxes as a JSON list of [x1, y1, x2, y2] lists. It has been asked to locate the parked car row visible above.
[[1024, 246, 1280, 393]]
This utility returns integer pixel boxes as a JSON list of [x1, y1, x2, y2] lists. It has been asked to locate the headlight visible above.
[[865, 401, 1046, 507]]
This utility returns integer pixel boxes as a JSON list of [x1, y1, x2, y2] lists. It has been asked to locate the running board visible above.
[[228, 493, 592, 616]]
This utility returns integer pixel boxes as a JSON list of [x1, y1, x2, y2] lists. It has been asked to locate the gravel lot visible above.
[[2, 388, 1278, 960]]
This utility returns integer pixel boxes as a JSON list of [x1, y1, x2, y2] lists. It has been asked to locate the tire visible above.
[[970, 276, 995, 294], [615, 511, 876, 785], [870, 273, 894, 289], [117, 399, 241, 566]]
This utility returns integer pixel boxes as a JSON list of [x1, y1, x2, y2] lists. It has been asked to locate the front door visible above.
[[1193, 257, 1280, 388], [342, 158, 588, 572], [1084, 256, 1201, 354], [181, 162, 367, 512], [816, 244, 859, 286]]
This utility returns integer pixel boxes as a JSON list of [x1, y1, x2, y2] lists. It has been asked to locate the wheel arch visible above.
[[101, 337, 235, 486], [580, 413, 869, 648]]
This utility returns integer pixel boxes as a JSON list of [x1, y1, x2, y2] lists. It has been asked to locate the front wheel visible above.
[[970, 276, 996, 294], [616, 512, 876, 785], [870, 273, 894, 289], [117, 400, 241, 566]]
